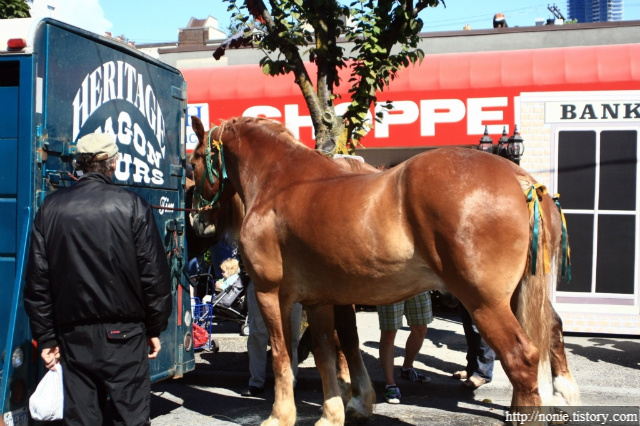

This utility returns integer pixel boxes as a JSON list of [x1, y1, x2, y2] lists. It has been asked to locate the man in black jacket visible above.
[[24, 132, 172, 426]]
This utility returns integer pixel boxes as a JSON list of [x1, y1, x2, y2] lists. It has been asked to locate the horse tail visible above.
[[515, 182, 570, 402]]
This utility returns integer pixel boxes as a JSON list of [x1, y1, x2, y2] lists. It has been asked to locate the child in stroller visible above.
[[190, 256, 249, 336], [210, 258, 249, 335]]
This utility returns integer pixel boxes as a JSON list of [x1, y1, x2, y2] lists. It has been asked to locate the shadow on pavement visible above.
[[565, 337, 640, 370], [152, 372, 507, 425]]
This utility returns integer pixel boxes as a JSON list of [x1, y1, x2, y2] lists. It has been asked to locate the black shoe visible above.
[[400, 367, 431, 383], [241, 386, 265, 397]]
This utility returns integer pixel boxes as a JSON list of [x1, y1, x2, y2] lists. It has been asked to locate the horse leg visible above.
[[334, 305, 375, 424], [471, 304, 545, 425], [256, 291, 296, 426], [549, 306, 581, 406], [334, 330, 352, 404], [307, 304, 345, 426]]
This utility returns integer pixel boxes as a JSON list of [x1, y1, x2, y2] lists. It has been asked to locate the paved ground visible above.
[[150, 307, 640, 425]]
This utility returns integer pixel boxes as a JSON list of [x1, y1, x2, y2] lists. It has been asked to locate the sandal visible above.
[[452, 370, 468, 380], [463, 375, 487, 389]]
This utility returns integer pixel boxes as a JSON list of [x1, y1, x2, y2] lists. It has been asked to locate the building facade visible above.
[[176, 21, 640, 336], [568, 0, 624, 23], [133, 15, 640, 335]]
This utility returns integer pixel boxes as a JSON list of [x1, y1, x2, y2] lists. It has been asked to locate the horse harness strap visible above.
[[526, 184, 551, 276], [195, 126, 228, 209], [525, 184, 572, 281], [552, 193, 572, 282]]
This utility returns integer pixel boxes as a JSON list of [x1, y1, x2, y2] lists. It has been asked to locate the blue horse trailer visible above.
[[0, 18, 195, 425]]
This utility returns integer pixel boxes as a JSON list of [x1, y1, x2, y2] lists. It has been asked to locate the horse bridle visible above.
[[194, 126, 228, 210]]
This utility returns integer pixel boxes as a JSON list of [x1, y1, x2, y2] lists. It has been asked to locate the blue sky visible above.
[[30, 0, 640, 44]]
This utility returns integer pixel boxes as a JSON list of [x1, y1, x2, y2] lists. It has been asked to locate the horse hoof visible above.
[[345, 402, 373, 425], [261, 416, 294, 426]]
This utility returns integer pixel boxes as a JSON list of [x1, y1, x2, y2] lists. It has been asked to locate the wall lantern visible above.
[[477, 125, 524, 165], [507, 125, 525, 165], [478, 125, 494, 153], [496, 126, 509, 159]]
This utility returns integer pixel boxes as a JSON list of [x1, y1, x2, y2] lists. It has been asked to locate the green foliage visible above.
[[220, 0, 441, 153], [343, 0, 434, 150], [0, 0, 31, 19], [226, 20, 244, 36]]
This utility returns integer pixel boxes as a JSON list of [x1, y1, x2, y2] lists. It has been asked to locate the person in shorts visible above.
[[377, 291, 433, 404]]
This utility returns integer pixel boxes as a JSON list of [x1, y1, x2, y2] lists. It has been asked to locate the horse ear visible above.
[[191, 116, 205, 141], [185, 177, 195, 191]]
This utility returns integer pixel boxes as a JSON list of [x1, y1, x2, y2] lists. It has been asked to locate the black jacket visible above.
[[24, 173, 172, 348]]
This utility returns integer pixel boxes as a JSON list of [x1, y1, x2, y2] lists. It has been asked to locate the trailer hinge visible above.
[[170, 164, 184, 177], [166, 218, 186, 296], [36, 126, 47, 164], [171, 85, 186, 101]]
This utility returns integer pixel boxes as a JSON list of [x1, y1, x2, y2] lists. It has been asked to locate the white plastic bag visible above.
[[29, 363, 64, 421]]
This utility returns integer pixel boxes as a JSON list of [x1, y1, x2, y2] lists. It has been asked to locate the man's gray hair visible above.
[[75, 153, 118, 175]]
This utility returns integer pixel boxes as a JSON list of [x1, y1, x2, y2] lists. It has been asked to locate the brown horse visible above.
[[189, 116, 580, 426]]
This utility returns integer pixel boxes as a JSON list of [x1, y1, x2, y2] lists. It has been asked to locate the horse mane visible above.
[[333, 157, 380, 174], [221, 117, 381, 178], [224, 116, 304, 148], [225, 118, 383, 174]]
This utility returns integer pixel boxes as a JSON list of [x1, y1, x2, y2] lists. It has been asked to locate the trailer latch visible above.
[[167, 219, 185, 235], [43, 138, 74, 156]]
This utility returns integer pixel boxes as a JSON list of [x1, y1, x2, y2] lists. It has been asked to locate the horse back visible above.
[[399, 148, 534, 297]]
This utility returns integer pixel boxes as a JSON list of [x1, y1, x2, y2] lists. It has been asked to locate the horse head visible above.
[[189, 116, 242, 239]]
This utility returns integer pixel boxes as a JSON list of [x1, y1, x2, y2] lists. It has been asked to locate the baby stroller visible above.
[[209, 272, 250, 336], [189, 268, 249, 338]]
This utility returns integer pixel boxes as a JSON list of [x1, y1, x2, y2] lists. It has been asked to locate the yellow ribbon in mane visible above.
[[526, 183, 551, 275]]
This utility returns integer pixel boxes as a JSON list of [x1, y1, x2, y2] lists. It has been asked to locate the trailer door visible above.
[[0, 52, 38, 426], [32, 19, 194, 381]]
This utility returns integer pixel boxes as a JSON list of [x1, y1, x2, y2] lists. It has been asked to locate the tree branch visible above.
[[264, 1, 324, 131]]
